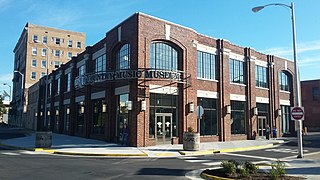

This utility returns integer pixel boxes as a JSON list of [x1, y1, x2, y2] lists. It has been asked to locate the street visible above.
[[1, 126, 320, 180]]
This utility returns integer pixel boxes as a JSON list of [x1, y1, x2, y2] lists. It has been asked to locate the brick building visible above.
[[12, 23, 86, 128], [301, 79, 320, 131], [28, 13, 297, 147]]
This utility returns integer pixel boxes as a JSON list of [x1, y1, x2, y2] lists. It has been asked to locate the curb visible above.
[[200, 172, 233, 180]]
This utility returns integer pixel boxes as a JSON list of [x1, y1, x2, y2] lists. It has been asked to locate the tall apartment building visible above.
[[11, 22, 86, 128]]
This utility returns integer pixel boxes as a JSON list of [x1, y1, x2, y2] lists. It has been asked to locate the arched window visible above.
[[150, 42, 178, 70], [116, 44, 130, 70], [279, 71, 290, 91]]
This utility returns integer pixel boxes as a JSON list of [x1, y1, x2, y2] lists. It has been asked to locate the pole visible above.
[[291, 2, 303, 158], [44, 45, 49, 130]]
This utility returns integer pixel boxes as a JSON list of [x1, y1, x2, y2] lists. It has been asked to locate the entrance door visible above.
[[258, 116, 267, 137], [155, 113, 172, 145]]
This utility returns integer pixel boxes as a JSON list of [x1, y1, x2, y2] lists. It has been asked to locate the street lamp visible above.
[[14, 70, 24, 127], [252, 2, 303, 158], [3, 83, 11, 102], [35, 40, 50, 130]]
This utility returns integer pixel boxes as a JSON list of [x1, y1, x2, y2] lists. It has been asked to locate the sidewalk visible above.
[[0, 132, 284, 157]]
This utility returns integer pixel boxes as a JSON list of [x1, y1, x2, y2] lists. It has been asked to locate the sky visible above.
[[0, 0, 319, 100]]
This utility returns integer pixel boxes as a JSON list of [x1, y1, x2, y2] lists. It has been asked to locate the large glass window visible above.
[[198, 98, 218, 136], [229, 59, 245, 84], [231, 101, 246, 134], [116, 44, 130, 70], [255, 65, 268, 88], [280, 105, 290, 133], [64, 105, 70, 133], [117, 94, 129, 145], [150, 42, 178, 70], [312, 87, 319, 101], [56, 78, 60, 95], [149, 93, 178, 138], [78, 65, 86, 76], [95, 54, 106, 72], [197, 51, 217, 80], [256, 103, 270, 123], [76, 102, 85, 134], [279, 71, 290, 91], [66, 73, 71, 92], [54, 107, 59, 133], [92, 99, 106, 135]]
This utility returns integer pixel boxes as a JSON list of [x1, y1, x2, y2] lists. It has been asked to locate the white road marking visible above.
[[178, 156, 197, 159], [222, 152, 278, 161], [185, 159, 211, 163], [202, 161, 221, 166], [1, 152, 20, 156]]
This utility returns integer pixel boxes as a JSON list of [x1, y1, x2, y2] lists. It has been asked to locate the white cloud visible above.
[[0, 73, 12, 83]]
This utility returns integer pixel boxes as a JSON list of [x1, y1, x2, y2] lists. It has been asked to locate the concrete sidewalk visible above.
[[0, 132, 284, 157]]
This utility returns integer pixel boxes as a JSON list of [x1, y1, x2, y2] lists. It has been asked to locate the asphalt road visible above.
[[1, 126, 319, 180]]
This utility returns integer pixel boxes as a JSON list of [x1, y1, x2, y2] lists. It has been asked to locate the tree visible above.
[[0, 95, 7, 117]]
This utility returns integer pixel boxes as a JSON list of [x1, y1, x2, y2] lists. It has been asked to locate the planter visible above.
[[35, 131, 52, 148], [183, 132, 200, 151]]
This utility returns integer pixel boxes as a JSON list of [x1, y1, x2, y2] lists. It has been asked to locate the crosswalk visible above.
[[264, 148, 309, 153], [1, 150, 49, 156]]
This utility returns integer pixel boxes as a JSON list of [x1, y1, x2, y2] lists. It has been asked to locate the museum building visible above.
[[28, 12, 297, 147]]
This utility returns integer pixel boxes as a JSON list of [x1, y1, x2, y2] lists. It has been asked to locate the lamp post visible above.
[[14, 70, 24, 127], [252, 2, 303, 158], [3, 83, 11, 101], [36, 40, 50, 130]]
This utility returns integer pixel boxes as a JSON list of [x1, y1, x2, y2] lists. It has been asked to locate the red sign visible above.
[[291, 107, 304, 121]]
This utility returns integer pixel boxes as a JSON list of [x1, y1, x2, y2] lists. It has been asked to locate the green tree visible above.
[[0, 95, 7, 117]]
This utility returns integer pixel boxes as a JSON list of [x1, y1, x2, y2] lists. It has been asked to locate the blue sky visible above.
[[1, 0, 319, 99]]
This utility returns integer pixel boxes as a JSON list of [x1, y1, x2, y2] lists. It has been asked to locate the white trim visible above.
[[256, 86, 269, 91], [63, 99, 70, 105], [91, 91, 105, 100], [280, 99, 291, 106], [75, 95, 85, 103], [255, 59, 268, 67], [165, 24, 170, 40], [196, 43, 216, 54], [230, 94, 246, 101], [118, 26, 121, 42], [92, 48, 106, 60], [197, 78, 219, 82], [197, 90, 218, 99], [256, 97, 269, 103], [229, 52, 244, 61], [285, 61, 288, 70], [280, 90, 291, 94], [115, 85, 130, 95], [230, 82, 246, 87], [149, 84, 178, 95]]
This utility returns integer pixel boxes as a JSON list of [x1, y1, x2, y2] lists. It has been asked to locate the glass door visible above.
[[258, 116, 266, 137], [155, 113, 172, 144]]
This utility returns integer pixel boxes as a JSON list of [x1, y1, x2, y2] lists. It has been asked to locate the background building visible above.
[[28, 13, 296, 147], [302, 79, 320, 131], [11, 23, 86, 127]]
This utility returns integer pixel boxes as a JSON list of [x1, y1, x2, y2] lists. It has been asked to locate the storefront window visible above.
[[92, 99, 106, 135], [149, 93, 178, 138], [64, 105, 70, 133], [281, 105, 290, 133], [231, 101, 246, 134], [54, 107, 59, 132], [117, 94, 129, 145], [76, 102, 85, 134], [198, 98, 218, 136]]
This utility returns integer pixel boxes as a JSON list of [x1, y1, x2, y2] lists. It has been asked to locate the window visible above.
[[95, 54, 106, 72], [197, 51, 217, 80], [68, 52, 72, 60], [78, 65, 85, 76], [41, 60, 46, 68], [42, 48, 47, 56], [150, 42, 178, 70], [31, 72, 36, 79], [255, 65, 268, 88], [92, 99, 106, 135], [312, 87, 319, 101], [41, 72, 46, 77], [77, 41, 81, 48], [32, 47, 37, 55], [55, 50, 60, 57], [231, 101, 246, 134], [54, 61, 60, 69], [66, 73, 71, 92], [31, 59, 37, 67], [48, 83, 52, 97], [281, 105, 290, 133], [56, 37, 60, 45], [230, 59, 245, 84], [279, 72, 290, 91], [42, 36, 47, 44], [198, 98, 218, 136], [68, 40, 72, 47], [116, 44, 130, 70], [56, 78, 60, 95], [33, 35, 38, 42]]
